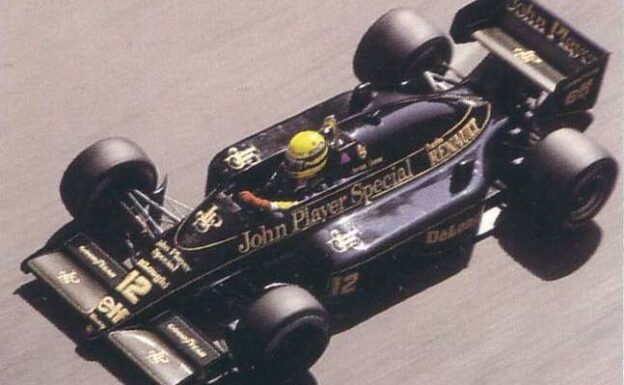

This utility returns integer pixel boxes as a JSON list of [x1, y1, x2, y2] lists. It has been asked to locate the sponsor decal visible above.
[[88, 264, 174, 329], [327, 225, 365, 253], [426, 117, 483, 166], [146, 349, 170, 365], [151, 240, 192, 273], [425, 213, 481, 244], [237, 160, 414, 254], [348, 159, 414, 204], [64, 235, 126, 285], [136, 259, 171, 289], [564, 77, 595, 105], [351, 156, 383, 174], [224, 145, 261, 171], [512, 47, 543, 64], [292, 190, 351, 232], [238, 224, 289, 254], [116, 270, 153, 305], [505, 0, 600, 65], [57, 270, 80, 284], [166, 323, 209, 359], [94, 296, 131, 325], [192, 204, 223, 233], [77, 245, 118, 280], [330, 271, 360, 297], [505, 0, 548, 34]]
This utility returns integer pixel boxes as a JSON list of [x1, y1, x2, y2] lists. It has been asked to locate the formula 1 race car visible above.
[[22, 0, 617, 384]]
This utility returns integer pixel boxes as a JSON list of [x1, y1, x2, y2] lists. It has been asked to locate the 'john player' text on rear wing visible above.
[[451, 0, 609, 114]]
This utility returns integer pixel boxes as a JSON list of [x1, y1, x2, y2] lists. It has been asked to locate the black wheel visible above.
[[526, 128, 617, 230], [229, 285, 330, 378], [353, 8, 452, 86], [60, 137, 158, 223]]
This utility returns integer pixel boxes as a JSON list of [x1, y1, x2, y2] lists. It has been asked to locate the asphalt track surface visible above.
[[1, 1, 622, 385]]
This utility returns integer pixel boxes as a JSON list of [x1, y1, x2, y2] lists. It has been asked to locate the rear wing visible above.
[[450, 0, 609, 113]]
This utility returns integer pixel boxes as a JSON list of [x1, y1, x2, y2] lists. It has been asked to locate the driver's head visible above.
[[285, 130, 328, 180]]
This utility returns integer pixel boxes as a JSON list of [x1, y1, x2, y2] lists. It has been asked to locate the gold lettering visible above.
[[292, 209, 307, 231], [548, 20, 569, 41], [146, 350, 170, 365], [57, 270, 80, 284], [330, 272, 360, 297], [508, 1, 599, 65], [427, 118, 482, 166], [349, 161, 413, 204], [136, 259, 171, 289], [426, 231, 439, 244], [310, 207, 324, 224], [565, 77, 594, 105], [166, 323, 209, 358], [192, 204, 223, 233], [116, 270, 153, 305], [424, 214, 481, 244], [506, 0, 547, 33], [238, 231, 253, 253], [78, 245, 118, 279], [96, 296, 130, 324], [352, 163, 367, 174], [237, 223, 289, 254], [151, 240, 191, 273], [513, 47, 543, 64]]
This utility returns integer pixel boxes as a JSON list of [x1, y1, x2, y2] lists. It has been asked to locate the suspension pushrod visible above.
[[126, 191, 164, 235], [131, 189, 183, 222]]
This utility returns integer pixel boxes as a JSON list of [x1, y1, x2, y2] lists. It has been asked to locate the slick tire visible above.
[[353, 8, 452, 86], [60, 137, 158, 223], [526, 128, 617, 230], [230, 285, 330, 378]]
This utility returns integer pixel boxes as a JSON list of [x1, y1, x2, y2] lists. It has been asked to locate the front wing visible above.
[[24, 233, 230, 385]]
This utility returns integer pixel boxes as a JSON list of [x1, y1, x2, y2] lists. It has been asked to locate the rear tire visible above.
[[353, 8, 452, 86], [60, 137, 158, 224], [229, 285, 330, 378], [526, 128, 617, 230]]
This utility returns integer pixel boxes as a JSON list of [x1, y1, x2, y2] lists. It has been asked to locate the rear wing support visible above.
[[451, 0, 609, 114]]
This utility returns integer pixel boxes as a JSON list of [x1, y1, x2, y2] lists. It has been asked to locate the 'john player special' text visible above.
[[237, 159, 414, 253]]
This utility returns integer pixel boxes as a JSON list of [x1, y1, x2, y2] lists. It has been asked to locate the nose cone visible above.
[[174, 194, 242, 252]]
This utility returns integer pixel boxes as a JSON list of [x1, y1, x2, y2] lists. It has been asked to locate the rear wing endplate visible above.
[[451, 0, 609, 113]]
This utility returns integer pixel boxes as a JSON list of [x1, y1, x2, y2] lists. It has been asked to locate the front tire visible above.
[[353, 8, 452, 86], [60, 137, 158, 224], [526, 128, 617, 230], [229, 285, 330, 378]]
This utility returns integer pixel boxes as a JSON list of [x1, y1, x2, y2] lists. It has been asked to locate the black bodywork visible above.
[[195, 90, 494, 295], [21, 1, 614, 385]]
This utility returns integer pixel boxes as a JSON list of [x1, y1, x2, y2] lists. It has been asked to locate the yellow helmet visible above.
[[285, 130, 328, 179]]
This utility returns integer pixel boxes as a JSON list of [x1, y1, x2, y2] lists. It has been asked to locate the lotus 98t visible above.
[[22, 1, 617, 384]]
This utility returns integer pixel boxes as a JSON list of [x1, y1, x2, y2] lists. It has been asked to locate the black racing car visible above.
[[21, 0, 617, 384]]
